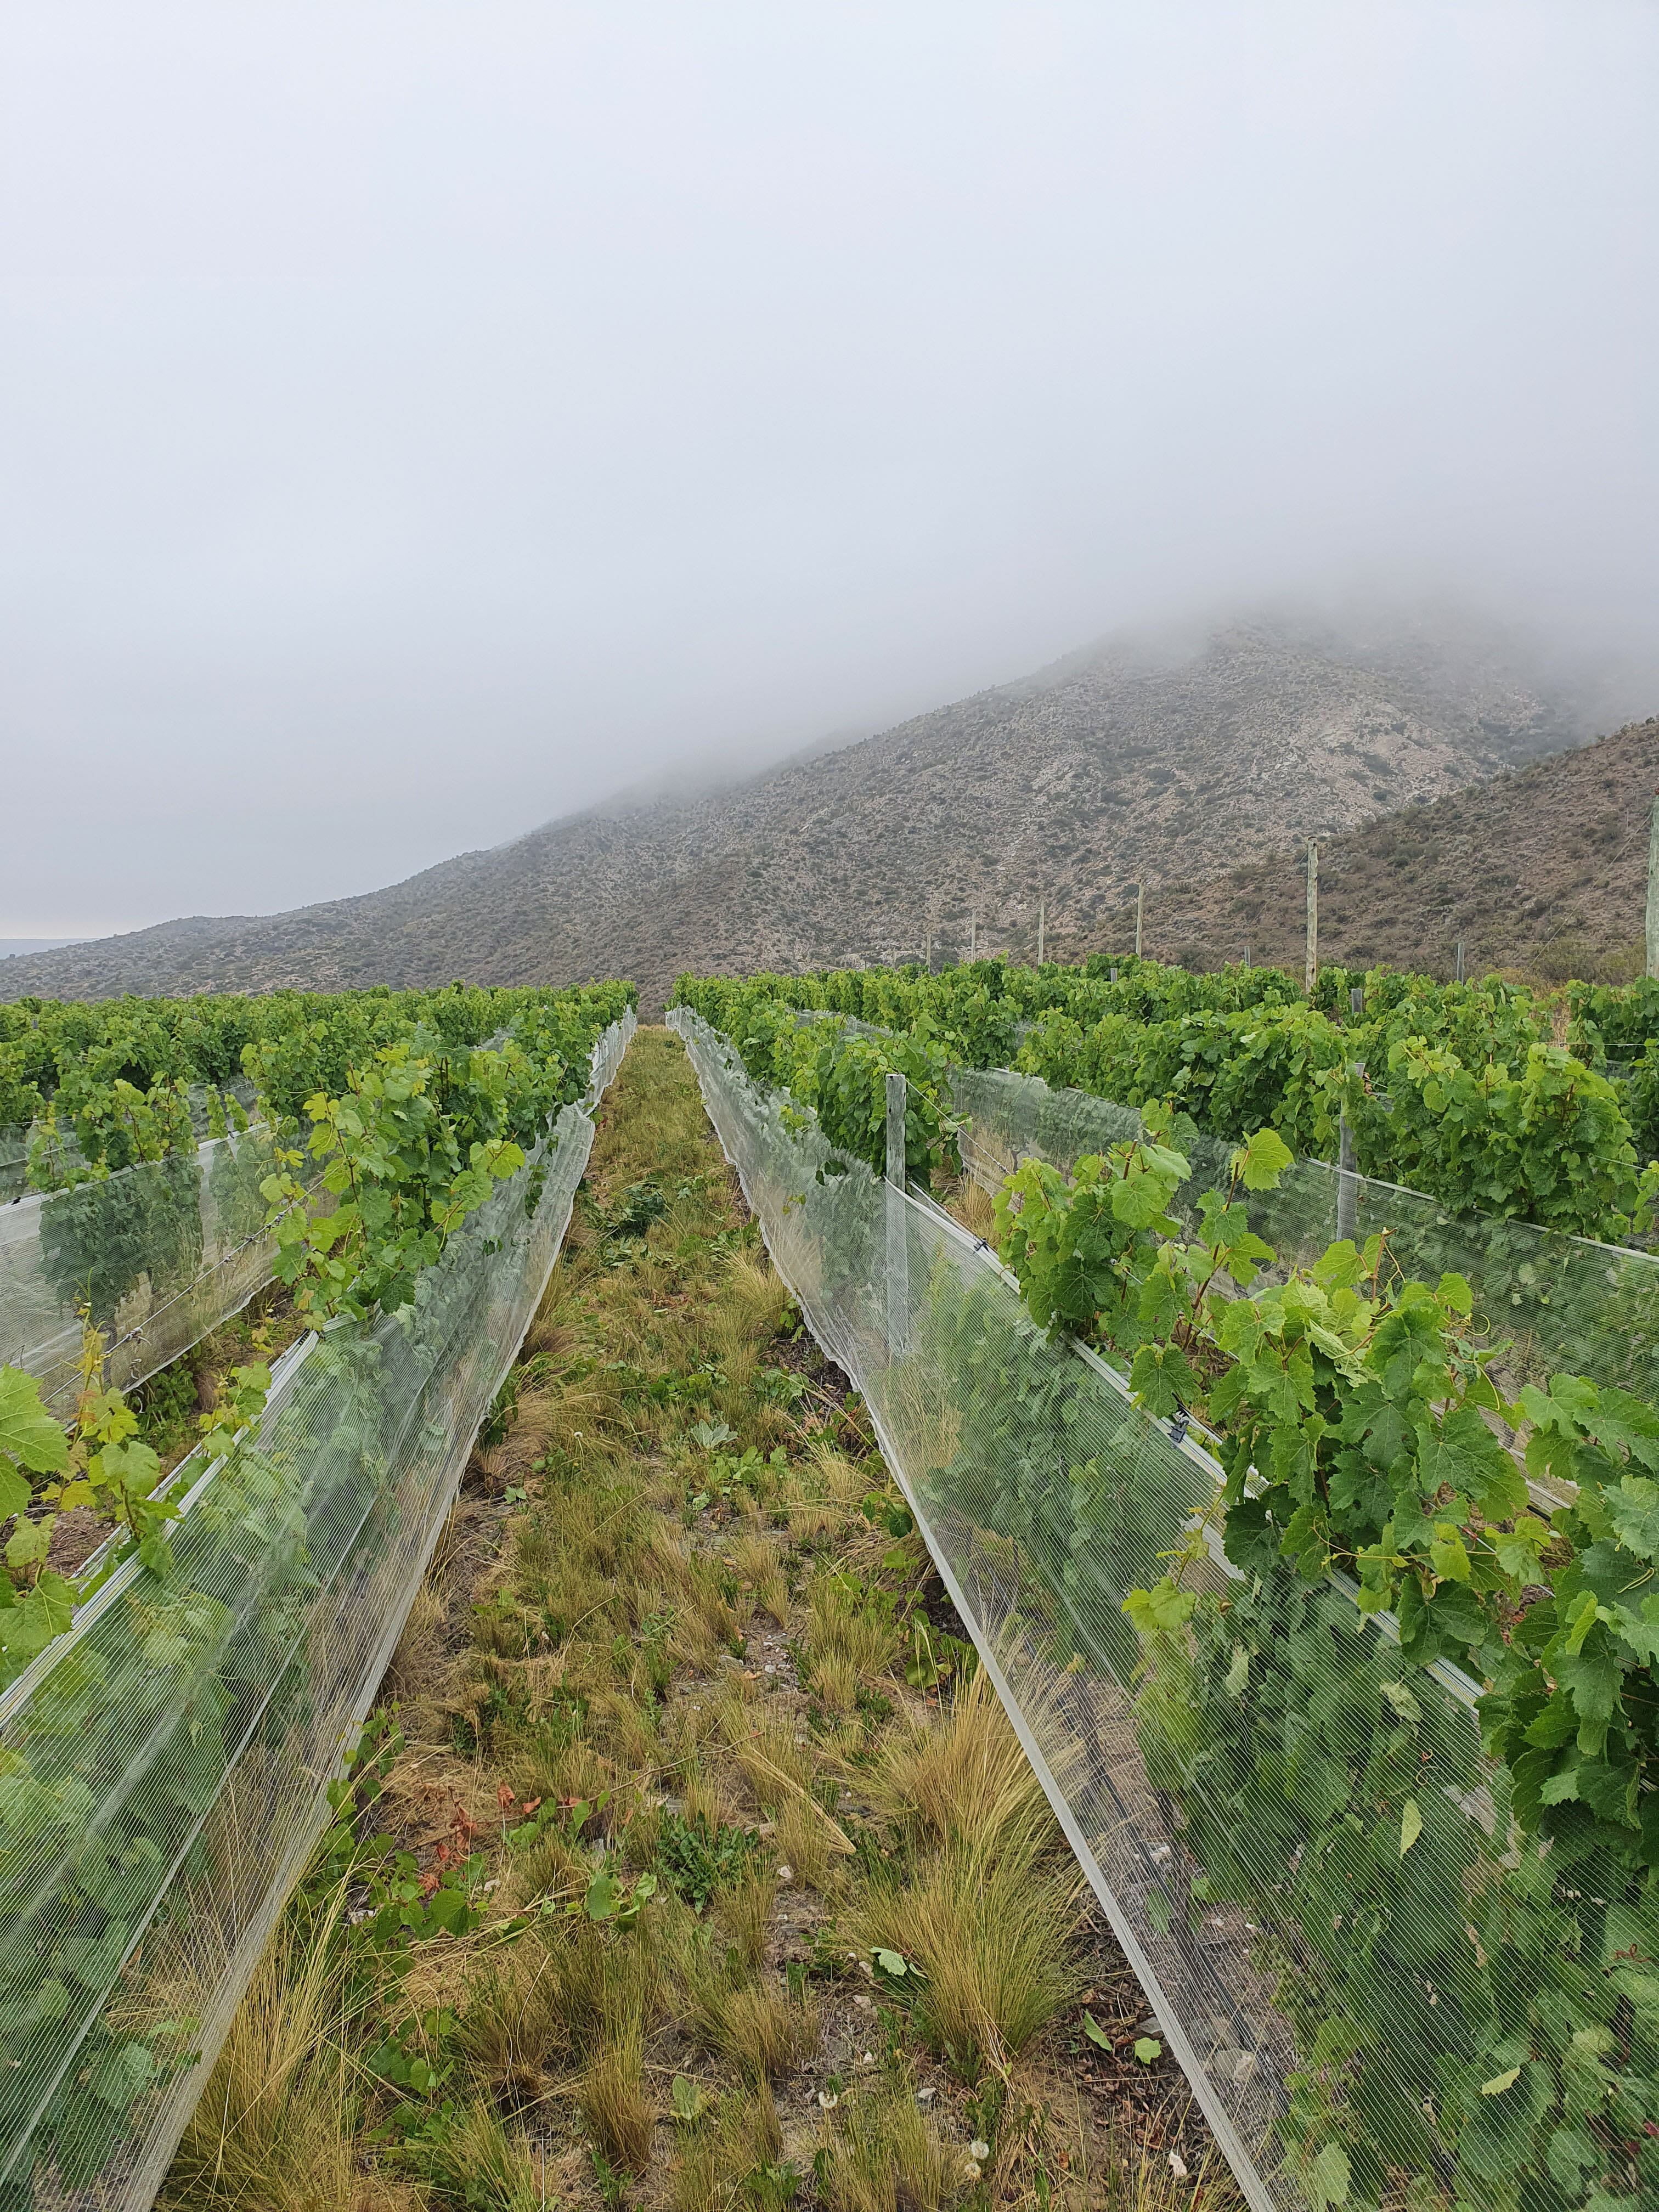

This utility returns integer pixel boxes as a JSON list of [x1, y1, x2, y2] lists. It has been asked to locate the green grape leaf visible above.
[[1308, 2142, 1351, 2207], [1606, 1475, 1659, 1560], [0, 1365, 70, 1478], [0, 1459, 31, 1524], [1233, 1126, 1294, 1191], [4, 1515, 53, 1571]]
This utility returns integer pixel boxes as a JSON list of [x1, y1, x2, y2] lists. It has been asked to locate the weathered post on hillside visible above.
[[1646, 793, 1659, 980], [969, 909, 977, 960], [885, 1071, 909, 1360], [1036, 900, 1045, 966], [1305, 841, 1319, 996], [1135, 881, 1144, 959], [1455, 938, 1465, 984]]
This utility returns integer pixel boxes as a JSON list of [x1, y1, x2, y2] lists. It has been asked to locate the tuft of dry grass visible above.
[[807, 1650, 859, 1711], [671, 2082, 787, 2212], [676, 1928, 821, 2081], [578, 2015, 656, 2174], [161, 1886, 420, 2212], [713, 1866, 777, 1971], [452, 1928, 573, 2092], [414, 2100, 543, 2212], [851, 1836, 1084, 2081], [952, 1175, 997, 1242], [381, 1581, 448, 1708], [724, 1244, 786, 1312], [866, 1663, 1053, 1861], [775, 1790, 834, 1888], [803, 1567, 899, 1708], [727, 1527, 789, 1624]]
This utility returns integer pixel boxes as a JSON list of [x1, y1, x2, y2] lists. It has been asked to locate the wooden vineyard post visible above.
[[1647, 793, 1659, 980], [1305, 841, 1318, 996], [969, 909, 977, 960], [1336, 982, 1364, 1243], [1036, 900, 1045, 966], [1135, 881, 1144, 958], [1455, 938, 1465, 984], [885, 1070, 909, 1360]]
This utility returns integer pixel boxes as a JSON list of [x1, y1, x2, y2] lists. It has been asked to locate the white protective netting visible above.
[[0, 1085, 262, 1207], [0, 1125, 298, 1418], [947, 1060, 1659, 1412], [0, 1014, 634, 1424], [671, 1007, 1659, 2212], [0, 1014, 633, 2212]]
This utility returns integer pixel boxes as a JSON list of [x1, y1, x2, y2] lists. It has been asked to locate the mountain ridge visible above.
[[2, 610, 1607, 1009]]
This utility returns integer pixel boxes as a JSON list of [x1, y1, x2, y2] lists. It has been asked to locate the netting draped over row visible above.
[[1, 1013, 636, 1421], [0, 1011, 633, 2212], [950, 1060, 1659, 1410], [0, 1126, 298, 1418], [670, 1007, 1658, 2212], [0, 1084, 262, 1208]]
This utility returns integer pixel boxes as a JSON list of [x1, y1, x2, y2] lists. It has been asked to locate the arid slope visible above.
[[2, 612, 1598, 1008]]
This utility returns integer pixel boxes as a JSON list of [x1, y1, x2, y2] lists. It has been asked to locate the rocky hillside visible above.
[[1, 611, 1598, 1011], [1118, 716, 1659, 984]]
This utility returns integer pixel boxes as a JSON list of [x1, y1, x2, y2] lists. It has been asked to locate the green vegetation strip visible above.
[[160, 1030, 1223, 2212], [673, 957, 1659, 1241]]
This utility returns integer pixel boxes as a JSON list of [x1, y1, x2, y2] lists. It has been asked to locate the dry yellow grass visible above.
[[866, 1663, 1053, 1860], [851, 1836, 1084, 2081], [817, 2084, 965, 2212], [577, 2017, 656, 2174], [161, 1887, 422, 2212]]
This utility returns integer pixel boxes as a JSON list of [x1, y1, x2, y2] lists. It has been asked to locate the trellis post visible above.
[[885, 1071, 909, 1360], [1337, 985, 1364, 1243]]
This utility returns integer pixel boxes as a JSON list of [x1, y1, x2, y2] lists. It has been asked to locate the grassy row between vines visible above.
[[156, 1029, 1231, 2212]]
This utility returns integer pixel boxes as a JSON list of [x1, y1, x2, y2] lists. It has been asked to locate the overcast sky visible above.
[[3, 2, 1657, 937]]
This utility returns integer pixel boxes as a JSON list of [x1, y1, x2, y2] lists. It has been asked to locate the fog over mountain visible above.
[[2, 605, 1625, 1011], [3, 5, 1658, 945]]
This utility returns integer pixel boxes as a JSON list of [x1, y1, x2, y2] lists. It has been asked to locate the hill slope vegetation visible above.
[[2, 611, 1601, 1008], [1126, 715, 1659, 983]]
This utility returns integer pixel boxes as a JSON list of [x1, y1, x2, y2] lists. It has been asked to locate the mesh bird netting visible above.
[[1, 1016, 637, 1423], [0, 1012, 633, 2212], [670, 1007, 1659, 2212], [947, 1060, 1659, 1419], [0, 1124, 301, 1419]]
